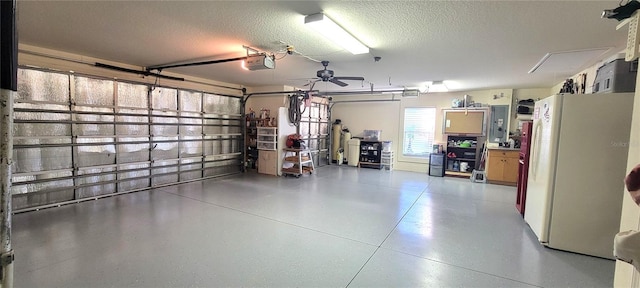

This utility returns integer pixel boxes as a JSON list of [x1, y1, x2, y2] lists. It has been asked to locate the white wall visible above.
[[511, 88, 554, 133], [331, 89, 517, 173]]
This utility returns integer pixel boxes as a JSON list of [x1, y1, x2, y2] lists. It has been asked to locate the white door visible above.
[[524, 94, 562, 243]]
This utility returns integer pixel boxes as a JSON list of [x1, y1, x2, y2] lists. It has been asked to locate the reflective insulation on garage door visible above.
[[12, 68, 243, 211], [298, 99, 330, 167]]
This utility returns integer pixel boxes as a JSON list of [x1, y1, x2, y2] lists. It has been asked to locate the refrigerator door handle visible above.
[[530, 121, 542, 180]]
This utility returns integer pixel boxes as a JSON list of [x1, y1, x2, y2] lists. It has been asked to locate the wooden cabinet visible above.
[[486, 149, 519, 185], [258, 150, 278, 176]]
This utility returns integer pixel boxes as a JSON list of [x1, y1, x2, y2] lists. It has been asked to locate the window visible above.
[[403, 107, 436, 157]]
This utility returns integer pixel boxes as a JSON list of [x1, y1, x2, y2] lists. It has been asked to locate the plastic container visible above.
[[363, 130, 381, 140], [257, 127, 276, 135], [382, 141, 392, 152], [460, 162, 469, 172]]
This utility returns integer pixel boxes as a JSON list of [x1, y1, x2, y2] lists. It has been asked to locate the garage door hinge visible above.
[[0, 249, 14, 280]]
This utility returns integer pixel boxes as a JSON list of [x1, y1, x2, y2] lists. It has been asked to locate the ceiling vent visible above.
[[528, 48, 611, 74]]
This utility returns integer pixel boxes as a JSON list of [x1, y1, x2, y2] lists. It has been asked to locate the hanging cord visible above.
[[288, 92, 306, 127], [150, 69, 161, 91]]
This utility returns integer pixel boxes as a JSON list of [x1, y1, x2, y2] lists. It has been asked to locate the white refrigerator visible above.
[[524, 93, 634, 259]]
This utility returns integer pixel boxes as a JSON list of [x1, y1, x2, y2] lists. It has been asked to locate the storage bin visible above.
[[257, 141, 276, 150], [382, 141, 392, 152], [257, 127, 276, 135], [593, 58, 637, 93], [363, 130, 381, 140], [429, 153, 445, 177], [381, 151, 393, 157], [257, 127, 277, 151], [429, 166, 444, 177], [258, 135, 276, 142]]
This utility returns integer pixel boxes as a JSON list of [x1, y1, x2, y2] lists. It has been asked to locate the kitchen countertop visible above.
[[488, 147, 520, 151]]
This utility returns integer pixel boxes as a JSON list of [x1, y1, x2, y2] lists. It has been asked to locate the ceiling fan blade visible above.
[[330, 78, 348, 87], [333, 76, 365, 81]]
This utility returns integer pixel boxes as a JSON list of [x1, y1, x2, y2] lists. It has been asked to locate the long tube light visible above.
[[304, 13, 369, 55]]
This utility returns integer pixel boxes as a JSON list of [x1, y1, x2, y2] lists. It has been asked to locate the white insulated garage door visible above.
[[11, 68, 243, 211]]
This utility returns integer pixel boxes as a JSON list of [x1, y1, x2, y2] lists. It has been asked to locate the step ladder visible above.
[[471, 144, 487, 183], [470, 170, 486, 183]]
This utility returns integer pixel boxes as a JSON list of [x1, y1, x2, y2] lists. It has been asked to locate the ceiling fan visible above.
[[306, 60, 365, 87]]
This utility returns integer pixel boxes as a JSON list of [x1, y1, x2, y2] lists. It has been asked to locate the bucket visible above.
[[460, 162, 469, 172]]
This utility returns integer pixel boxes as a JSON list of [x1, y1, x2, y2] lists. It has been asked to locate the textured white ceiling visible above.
[[16, 1, 628, 92]]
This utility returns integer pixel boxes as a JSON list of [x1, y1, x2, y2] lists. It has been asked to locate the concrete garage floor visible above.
[[12, 166, 613, 287]]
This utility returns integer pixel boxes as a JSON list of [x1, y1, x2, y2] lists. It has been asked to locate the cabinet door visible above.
[[503, 158, 519, 183], [486, 155, 504, 181], [258, 150, 277, 176]]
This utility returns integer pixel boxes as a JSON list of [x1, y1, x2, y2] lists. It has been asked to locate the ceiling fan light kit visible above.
[[308, 60, 364, 87], [304, 13, 369, 55]]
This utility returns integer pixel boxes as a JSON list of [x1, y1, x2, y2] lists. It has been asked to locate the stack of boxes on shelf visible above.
[[257, 127, 278, 175], [381, 141, 393, 171], [257, 127, 277, 151]]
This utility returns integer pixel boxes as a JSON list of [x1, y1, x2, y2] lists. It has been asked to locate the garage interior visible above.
[[3, 1, 640, 287]]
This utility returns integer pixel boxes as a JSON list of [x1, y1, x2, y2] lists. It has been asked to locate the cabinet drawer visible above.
[[501, 151, 519, 159], [489, 150, 519, 159], [257, 141, 276, 150], [258, 150, 278, 176], [257, 127, 277, 135], [257, 135, 276, 142]]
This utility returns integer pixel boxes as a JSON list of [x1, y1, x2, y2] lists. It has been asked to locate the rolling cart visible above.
[[282, 148, 315, 178]]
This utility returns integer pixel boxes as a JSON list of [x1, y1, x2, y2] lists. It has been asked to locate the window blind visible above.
[[403, 107, 436, 157]]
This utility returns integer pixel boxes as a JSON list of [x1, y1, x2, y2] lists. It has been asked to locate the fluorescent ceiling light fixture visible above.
[[304, 13, 369, 55], [528, 48, 610, 74], [402, 89, 420, 98], [426, 81, 448, 93]]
